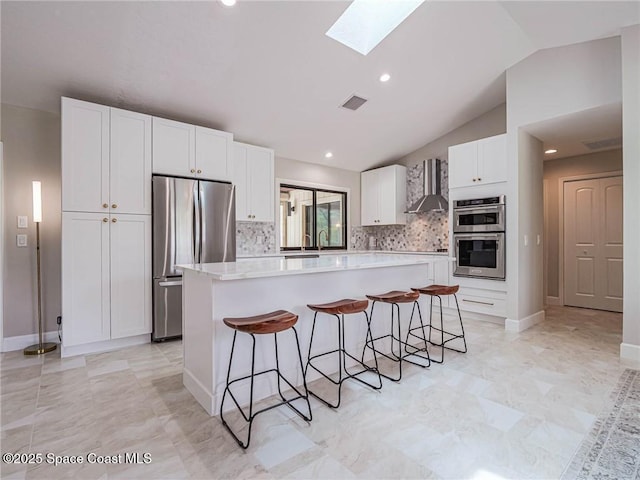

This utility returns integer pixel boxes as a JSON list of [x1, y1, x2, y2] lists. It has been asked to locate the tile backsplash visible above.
[[351, 160, 449, 252], [236, 222, 276, 256]]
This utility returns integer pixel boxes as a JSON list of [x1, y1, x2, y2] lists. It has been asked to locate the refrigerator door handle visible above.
[[198, 184, 204, 263], [193, 181, 201, 264], [158, 280, 183, 287]]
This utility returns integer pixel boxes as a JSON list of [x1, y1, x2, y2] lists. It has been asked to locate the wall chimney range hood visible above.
[[405, 159, 448, 214]]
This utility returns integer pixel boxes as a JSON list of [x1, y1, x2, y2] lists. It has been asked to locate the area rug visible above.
[[562, 368, 640, 480]]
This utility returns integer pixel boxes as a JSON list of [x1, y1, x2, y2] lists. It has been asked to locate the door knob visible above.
[[112, 218, 117, 223], [103, 203, 109, 208], [111, 204, 117, 209]]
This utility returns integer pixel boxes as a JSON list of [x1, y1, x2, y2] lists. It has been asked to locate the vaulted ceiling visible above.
[[2, 1, 638, 171]]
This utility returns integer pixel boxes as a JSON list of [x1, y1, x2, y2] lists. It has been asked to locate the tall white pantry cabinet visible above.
[[61, 97, 152, 356]]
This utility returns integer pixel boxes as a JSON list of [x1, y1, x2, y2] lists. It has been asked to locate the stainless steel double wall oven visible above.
[[453, 195, 505, 280]]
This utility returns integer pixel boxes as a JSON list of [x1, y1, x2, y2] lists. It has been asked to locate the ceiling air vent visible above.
[[582, 137, 622, 151], [341, 95, 368, 111]]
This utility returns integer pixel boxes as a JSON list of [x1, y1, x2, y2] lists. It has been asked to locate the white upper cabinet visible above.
[[62, 98, 110, 213], [195, 126, 233, 181], [448, 134, 507, 189], [152, 117, 196, 177], [232, 142, 275, 223], [62, 98, 151, 214], [152, 117, 233, 181], [360, 165, 407, 226], [110, 108, 152, 214]]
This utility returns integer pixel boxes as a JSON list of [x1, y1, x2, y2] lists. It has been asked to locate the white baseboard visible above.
[[505, 310, 545, 333], [60, 334, 149, 358], [2, 331, 59, 352], [620, 343, 640, 364], [545, 296, 561, 306], [183, 368, 215, 416]]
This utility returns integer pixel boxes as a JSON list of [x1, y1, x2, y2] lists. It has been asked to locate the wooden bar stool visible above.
[[362, 290, 430, 382], [305, 299, 382, 408], [220, 310, 312, 449], [410, 285, 467, 364]]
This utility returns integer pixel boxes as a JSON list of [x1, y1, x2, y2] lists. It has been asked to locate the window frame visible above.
[[277, 181, 349, 252]]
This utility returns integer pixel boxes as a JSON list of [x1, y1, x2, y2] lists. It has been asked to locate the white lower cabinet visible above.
[[455, 287, 506, 317], [62, 212, 151, 350]]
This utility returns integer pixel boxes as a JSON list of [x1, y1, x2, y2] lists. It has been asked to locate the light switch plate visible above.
[[17, 234, 28, 247], [17, 216, 28, 229]]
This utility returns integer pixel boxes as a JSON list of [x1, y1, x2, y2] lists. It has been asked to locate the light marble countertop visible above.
[[237, 249, 449, 259], [179, 252, 453, 281]]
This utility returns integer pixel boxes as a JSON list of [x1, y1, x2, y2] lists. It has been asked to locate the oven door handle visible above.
[[455, 204, 504, 214]]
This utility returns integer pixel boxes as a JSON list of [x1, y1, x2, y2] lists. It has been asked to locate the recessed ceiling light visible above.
[[379, 73, 391, 83], [326, 0, 425, 56], [545, 149, 558, 154], [325, 152, 333, 159], [220, 0, 236, 6]]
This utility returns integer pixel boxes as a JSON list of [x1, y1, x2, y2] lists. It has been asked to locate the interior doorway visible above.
[[562, 174, 623, 312]]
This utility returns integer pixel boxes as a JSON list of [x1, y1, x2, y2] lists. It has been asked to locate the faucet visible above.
[[318, 229, 328, 250], [303, 234, 312, 251]]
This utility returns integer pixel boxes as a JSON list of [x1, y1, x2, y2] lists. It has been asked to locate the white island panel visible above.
[[181, 253, 452, 415]]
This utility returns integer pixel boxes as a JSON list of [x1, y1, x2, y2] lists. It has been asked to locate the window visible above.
[[279, 185, 347, 250]]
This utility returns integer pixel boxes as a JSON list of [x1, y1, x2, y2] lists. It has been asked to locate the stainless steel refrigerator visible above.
[[152, 176, 236, 341]]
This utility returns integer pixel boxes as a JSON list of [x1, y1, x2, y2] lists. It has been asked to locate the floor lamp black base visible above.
[[23, 342, 57, 355]]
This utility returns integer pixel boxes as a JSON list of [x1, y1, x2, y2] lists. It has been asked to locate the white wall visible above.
[[505, 36, 623, 327], [621, 25, 640, 359], [1, 104, 61, 338], [400, 103, 506, 168]]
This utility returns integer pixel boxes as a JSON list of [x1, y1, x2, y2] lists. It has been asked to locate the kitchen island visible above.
[[180, 253, 452, 415]]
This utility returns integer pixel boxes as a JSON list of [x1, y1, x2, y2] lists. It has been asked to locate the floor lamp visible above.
[[24, 181, 56, 355]]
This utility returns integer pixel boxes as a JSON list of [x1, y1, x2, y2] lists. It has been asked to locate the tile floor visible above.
[[0, 306, 636, 479]]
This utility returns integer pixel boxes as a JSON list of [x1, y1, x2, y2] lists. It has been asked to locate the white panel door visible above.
[[477, 134, 507, 185], [110, 108, 152, 215], [110, 214, 152, 339], [448, 141, 478, 189], [232, 143, 250, 221], [195, 126, 233, 182], [598, 177, 623, 311], [62, 98, 110, 213], [564, 177, 623, 312], [62, 212, 110, 346], [152, 117, 195, 177], [360, 169, 379, 226], [248, 146, 275, 222]]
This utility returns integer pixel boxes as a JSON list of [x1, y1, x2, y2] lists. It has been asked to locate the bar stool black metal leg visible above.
[[220, 332, 257, 449], [453, 294, 468, 353], [308, 309, 382, 408], [290, 327, 313, 422]]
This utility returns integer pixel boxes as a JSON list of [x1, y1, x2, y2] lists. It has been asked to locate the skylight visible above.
[[326, 0, 425, 56]]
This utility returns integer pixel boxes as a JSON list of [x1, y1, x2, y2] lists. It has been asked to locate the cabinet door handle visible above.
[[197, 169, 202, 174], [111, 204, 117, 209], [112, 218, 117, 223], [477, 177, 482, 181], [103, 217, 109, 223], [190, 169, 196, 174], [472, 178, 477, 182], [103, 203, 109, 208], [462, 298, 494, 306]]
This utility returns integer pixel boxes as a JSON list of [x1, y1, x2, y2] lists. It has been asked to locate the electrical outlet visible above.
[[17, 234, 28, 247], [17, 216, 28, 229]]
